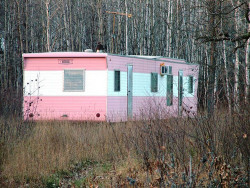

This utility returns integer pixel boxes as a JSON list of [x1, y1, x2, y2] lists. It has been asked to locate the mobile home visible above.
[[23, 52, 199, 121]]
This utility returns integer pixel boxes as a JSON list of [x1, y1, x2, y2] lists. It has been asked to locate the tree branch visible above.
[[196, 32, 250, 43]]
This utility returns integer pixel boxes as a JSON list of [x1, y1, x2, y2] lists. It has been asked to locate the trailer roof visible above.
[[22, 52, 108, 58], [22, 52, 198, 65], [127, 55, 186, 63]]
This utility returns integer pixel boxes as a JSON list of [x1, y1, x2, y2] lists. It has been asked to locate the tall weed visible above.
[[0, 108, 249, 187]]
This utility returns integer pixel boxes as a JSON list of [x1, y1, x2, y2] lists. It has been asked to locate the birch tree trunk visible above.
[[231, 0, 240, 111], [245, 2, 250, 104], [16, 1, 24, 55], [68, 0, 74, 51], [223, 40, 232, 114], [246, 36, 250, 104], [144, 0, 149, 55], [15, 0, 24, 94], [45, 0, 51, 52], [125, 0, 128, 55], [25, 0, 29, 52], [166, 1, 172, 57], [176, 0, 180, 58], [63, 0, 70, 51]]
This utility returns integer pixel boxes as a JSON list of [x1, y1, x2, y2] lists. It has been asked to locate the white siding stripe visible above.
[[24, 70, 197, 98], [108, 71, 196, 97], [24, 70, 108, 96]]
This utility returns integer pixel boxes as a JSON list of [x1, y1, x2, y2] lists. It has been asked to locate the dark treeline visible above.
[[0, 0, 249, 116]]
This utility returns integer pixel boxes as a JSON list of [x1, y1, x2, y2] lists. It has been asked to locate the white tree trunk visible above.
[[245, 2, 250, 104], [166, 1, 172, 57], [231, 0, 240, 111], [45, 0, 51, 52], [125, 0, 128, 55], [223, 40, 232, 114]]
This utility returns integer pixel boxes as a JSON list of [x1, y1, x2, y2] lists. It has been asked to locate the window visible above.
[[161, 66, 168, 75], [188, 76, 194, 93], [168, 66, 172, 74], [114, 70, 120, 91], [151, 73, 158, 92], [160, 65, 172, 75], [167, 75, 173, 106], [64, 70, 85, 91]]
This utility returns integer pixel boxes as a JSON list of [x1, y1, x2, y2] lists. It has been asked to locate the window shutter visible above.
[[151, 73, 158, 92], [168, 66, 172, 74], [114, 70, 120, 91], [188, 76, 193, 93], [167, 75, 173, 106]]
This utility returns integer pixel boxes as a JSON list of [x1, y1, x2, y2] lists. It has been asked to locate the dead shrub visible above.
[[0, 107, 249, 187]]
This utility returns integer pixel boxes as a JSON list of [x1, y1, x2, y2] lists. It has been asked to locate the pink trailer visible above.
[[23, 52, 199, 122]]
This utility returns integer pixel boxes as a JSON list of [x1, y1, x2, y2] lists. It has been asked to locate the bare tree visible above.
[[1, 0, 249, 115]]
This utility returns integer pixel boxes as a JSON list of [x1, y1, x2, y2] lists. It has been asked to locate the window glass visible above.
[[167, 75, 173, 106], [151, 73, 158, 92], [114, 70, 120, 91], [64, 70, 84, 91]]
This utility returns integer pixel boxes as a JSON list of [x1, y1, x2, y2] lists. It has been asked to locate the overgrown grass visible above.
[[0, 108, 249, 187], [0, 120, 127, 185]]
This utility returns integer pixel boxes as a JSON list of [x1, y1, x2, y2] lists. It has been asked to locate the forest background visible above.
[[0, 0, 250, 114], [0, 0, 249, 115], [0, 0, 250, 187]]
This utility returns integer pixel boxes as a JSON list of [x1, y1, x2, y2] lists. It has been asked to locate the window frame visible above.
[[114, 70, 121, 92], [151, 72, 158, 92], [63, 69, 85, 92]]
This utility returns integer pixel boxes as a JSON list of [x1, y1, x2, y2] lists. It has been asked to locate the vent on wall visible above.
[[58, 59, 73, 64]]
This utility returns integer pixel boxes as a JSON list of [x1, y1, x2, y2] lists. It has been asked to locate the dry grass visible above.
[[0, 120, 127, 185], [0, 108, 249, 187]]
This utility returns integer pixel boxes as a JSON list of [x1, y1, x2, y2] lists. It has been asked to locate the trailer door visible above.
[[127, 65, 133, 119]]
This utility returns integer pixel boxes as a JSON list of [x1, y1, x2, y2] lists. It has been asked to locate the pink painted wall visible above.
[[107, 55, 198, 76], [24, 96, 106, 121], [132, 97, 179, 120], [24, 57, 106, 71], [107, 55, 159, 73], [23, 54, 107, 121], [133, 97, 198, 119], [106, 55, 199, 121], [106, 96, 127, 122], [107, 96, 187, 122]]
